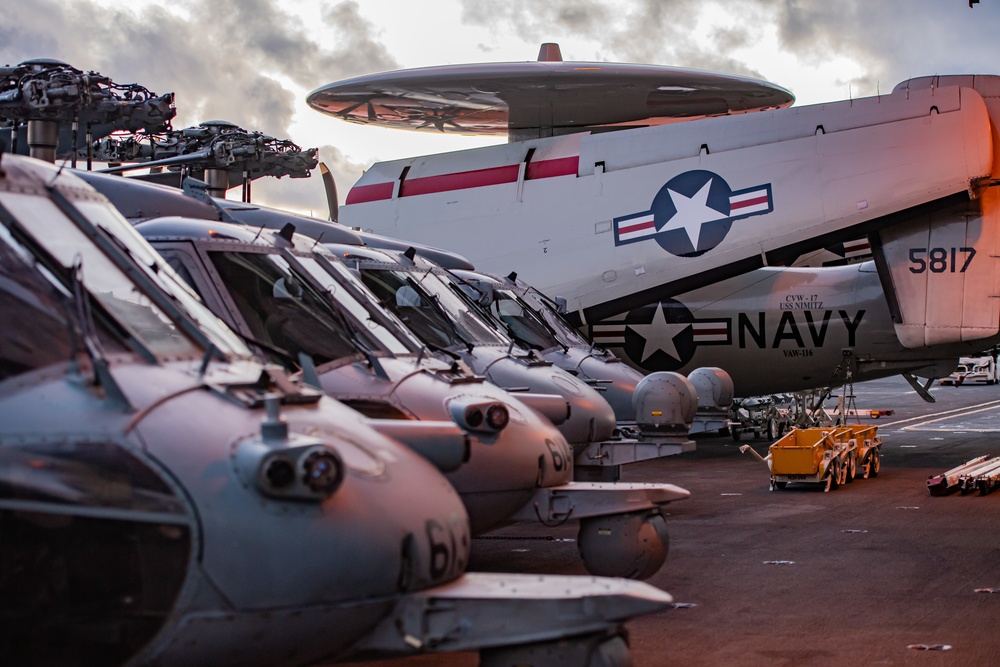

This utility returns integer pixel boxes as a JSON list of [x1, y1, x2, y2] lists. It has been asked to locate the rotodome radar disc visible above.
[[307, 43, 794, 137]]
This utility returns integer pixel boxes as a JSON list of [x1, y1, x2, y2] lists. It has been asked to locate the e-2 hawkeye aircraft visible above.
[[0, 152, 685, 667], [313, 54, 1000, 376]]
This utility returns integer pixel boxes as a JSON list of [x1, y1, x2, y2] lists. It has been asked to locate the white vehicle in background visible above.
[[940, 356, 998, 385]]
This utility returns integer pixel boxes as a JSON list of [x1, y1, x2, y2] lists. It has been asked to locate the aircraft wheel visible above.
[[577, 510, 669, 580], [870, 450, 881, 477], [481, 632, 632, 667], [730, 426, 742, 442], [766, 418, 779, 441]]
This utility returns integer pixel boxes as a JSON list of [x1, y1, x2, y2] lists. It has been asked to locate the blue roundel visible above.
[[650, 170, 734, 257]]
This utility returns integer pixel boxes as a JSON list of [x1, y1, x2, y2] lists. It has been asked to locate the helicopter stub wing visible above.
[[350, 572, 673, 656]]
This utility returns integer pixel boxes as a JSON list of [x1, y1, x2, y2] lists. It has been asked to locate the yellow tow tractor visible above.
[[740, 424, 882, 492]]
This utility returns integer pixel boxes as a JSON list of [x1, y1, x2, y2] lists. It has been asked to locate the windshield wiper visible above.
[[66, 256, 131, 411]]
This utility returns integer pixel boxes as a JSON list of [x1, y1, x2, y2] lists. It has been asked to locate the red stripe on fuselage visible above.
[[400, 164, 520, 197], [345, 181, 395, 205], [526, 156, 580, 180], [346, 156, 580, 203]]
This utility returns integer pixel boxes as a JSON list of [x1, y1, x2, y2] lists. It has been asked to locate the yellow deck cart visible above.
[[740, 425, 881, 491]]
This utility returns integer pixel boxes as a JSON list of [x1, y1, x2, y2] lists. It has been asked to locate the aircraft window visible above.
[[409, 271, 508, 345], [162, 255, 203, 299], [360, 269, 457, 349], [73, 200, 249, 359], [207, 250, 369, 366], [0, 440, 189, 666], [360, 269, 507, 349], [294, 256, 410, 355], [321, 259, 424, 350], [523, 288, 591, 347], [491, 291, 560, 350], [0, 227, 127, 381], [0, 193, 200, 360]]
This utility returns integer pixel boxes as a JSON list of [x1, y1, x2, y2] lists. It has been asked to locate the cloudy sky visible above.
[[2, 0, 998, 215]]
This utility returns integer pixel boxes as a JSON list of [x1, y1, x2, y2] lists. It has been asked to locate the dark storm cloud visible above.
[[459, 0, 765, 78], [0, 0, 397, 210], [762, 0, 1000, 93], [0, 0, 398, 135], [458, 0, 1000, 98]]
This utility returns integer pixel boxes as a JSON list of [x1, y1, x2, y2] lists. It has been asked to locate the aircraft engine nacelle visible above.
[[631, 371, 698, 435]]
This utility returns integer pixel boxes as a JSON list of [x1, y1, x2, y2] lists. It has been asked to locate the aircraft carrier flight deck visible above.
[[343, 375, 1000, 667]]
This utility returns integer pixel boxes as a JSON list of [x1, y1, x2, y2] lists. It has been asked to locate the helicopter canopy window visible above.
[[360, 268, 507, 350], [0, 225, 130, 381], [0, 193, 201, 360], [523, 288, 591, 348], [73, 200, 249, 358], [489, 290, 561, 351], [208, 250, 379, 365], [294, 255, 412, 355]]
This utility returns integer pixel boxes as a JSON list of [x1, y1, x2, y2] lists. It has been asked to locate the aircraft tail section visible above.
[[872, 76, 1000, 349]]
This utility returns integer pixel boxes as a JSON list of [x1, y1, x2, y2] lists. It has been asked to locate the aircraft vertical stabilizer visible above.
[[874, 75, 1000, 348], [872, 186, 1000, 348]]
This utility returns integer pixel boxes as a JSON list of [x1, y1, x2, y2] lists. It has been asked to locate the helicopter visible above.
[[0, 152, 683, 666], [130, 212, 689, 578]]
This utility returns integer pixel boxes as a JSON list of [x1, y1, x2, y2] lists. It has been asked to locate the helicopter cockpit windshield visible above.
[[1, 193, 209, 362], [483, 288, 562, 351], [360, 268, 507, 351], [205, 249, 414, 367], [521, 287, 592, 349]]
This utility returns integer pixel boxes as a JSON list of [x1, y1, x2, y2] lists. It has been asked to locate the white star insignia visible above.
[[661, 178, 728, 250], [627, 303, 691, 363]]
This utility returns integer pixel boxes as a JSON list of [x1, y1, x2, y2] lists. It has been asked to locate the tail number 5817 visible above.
[[908, 247, 976, 274]]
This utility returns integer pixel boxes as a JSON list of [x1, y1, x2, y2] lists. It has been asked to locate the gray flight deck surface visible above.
[[339, 375, 1000, 667]]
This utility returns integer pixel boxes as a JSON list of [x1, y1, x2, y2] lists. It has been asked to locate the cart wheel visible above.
[[824, 471, 833, 492], [859, 454, 871, 480], [837, 459, 848, 486], [870, 450, 881, 477], [730, 426, 741, 442], [774, 481, 786, 490], [846, 453, 857, 483], [829, 462, 841, 490], [766, 418, 779, 440]]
